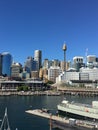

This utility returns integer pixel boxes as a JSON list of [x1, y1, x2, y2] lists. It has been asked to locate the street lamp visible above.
[[62, 43, 67, 71]]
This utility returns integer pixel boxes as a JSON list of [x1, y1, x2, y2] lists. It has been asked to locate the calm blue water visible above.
[[0, 95, 98, 130]]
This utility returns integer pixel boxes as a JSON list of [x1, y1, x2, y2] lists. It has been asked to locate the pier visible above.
[[26, 109, 98, 130]]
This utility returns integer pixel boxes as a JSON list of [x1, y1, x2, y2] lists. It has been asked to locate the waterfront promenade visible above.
[[1, 87, 98, 96], [57, 87, 98, 96], [0, 90, 61, 96]]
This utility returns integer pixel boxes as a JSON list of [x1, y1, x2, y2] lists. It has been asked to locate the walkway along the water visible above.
[[26, 109, 98, 130]]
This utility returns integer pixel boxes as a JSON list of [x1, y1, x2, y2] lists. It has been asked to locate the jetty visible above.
[[26, 109, 98, 130]]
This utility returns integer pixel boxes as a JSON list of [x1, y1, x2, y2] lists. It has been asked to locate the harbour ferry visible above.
[[57, 99, 98, 121]]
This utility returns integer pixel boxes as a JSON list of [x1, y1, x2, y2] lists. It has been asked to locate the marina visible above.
[[26, 109, 98, 130]]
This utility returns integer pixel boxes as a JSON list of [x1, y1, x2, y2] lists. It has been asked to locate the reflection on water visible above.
[[0, 95, 98, 130]]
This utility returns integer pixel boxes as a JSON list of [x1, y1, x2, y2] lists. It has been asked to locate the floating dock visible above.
[[26, 109, 98, 130]]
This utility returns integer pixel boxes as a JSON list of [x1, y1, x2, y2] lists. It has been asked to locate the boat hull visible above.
[[52, 120, 98, 130], [57, 105, 98, 122], [58, 110, 98, 121]]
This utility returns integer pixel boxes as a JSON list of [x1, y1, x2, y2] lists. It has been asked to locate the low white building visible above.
[[56, 67, 98, 85], [80, 67, 98, 81], [56, 71, 79, 83]]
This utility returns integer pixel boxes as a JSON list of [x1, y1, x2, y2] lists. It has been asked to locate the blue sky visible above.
[[0, 0, 98, 65]]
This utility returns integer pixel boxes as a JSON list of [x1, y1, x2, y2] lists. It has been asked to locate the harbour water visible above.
[[0, 95, 98, 130]]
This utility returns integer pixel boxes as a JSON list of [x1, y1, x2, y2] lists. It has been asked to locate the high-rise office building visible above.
[[96, 57, 98, 62], [48, 66, 62, 82], [73, 56, 84, 71], [1, 52, 12, 76], [60, 61, 71, 71], [34, 50, 42, 70], [24, 56, 36, 73], [43, 59, 49, 69], [87, 55, 96, 63], [43, 59, 60, 68], [11, 62, 22, 78], [87, 55, 96, 68], [19, 67, 30, 79], [0, 54, 2, 75], [52, 59, 60, 67]]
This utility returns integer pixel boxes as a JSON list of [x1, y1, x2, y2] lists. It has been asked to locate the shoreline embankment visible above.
[[0, 90, 61, 96], [1, 87, 98, 96]]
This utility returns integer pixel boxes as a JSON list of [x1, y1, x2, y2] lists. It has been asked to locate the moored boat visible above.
[[57, 99, 98, 121]]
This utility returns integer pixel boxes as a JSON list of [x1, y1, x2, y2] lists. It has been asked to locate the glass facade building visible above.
[[0, 54, 2, 75], [24, 56, 37, 74], [2, 52, 12, 76]]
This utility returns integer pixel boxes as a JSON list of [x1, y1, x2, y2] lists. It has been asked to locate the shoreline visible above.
[[1, 88, 98, 96], [0, 90, 61, 96]]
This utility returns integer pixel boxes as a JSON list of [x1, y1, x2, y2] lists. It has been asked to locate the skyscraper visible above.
[[1, 52, 12, 76], [87, 55, 97, 68], [34, 50, 42, 70], [0, 54, 2, 75], [73, 56, 84, 71], [11, 62, 22, 78], [24, 56, 36, 73], [43, 59, 49, 69]]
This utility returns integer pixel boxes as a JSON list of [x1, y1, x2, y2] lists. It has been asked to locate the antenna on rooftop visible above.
[[84, 48, 88, 65]]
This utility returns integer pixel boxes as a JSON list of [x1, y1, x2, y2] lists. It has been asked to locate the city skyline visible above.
[[0, 0, 98, 64]]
